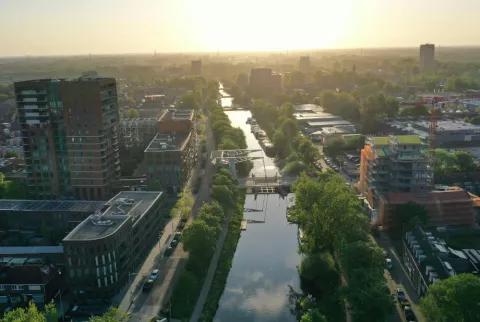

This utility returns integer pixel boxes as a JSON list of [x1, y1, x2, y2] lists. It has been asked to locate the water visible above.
[[213, 95, 301, 322]]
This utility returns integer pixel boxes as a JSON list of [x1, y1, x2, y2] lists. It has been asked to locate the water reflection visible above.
[[214, 110, 300, 322]]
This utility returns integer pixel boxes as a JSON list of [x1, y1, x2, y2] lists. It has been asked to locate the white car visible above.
[[149, 269, 159, 281]]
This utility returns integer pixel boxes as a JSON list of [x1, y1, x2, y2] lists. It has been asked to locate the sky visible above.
[[0, 0, 479, 56]]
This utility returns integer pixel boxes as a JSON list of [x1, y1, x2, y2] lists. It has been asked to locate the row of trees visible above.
[[435, 148, 477, 175], [169, 169, 239, 319], [292, 172, 393, 322], [0, 303, 128, 322], [250, 100, 320, 175]]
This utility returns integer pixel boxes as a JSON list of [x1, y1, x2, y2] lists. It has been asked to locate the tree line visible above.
[[292, 172, 393, 322]]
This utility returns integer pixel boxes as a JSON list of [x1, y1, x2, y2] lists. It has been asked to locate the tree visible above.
[[218, 138, 238, 150], [176, 93, 200, 110], [300, 309, 328, 322], [198, 200, 225, 222], [148, 179, 163, 191], [4, 151, 20, 158], [0, 302, 56, 322], [125, 108, 140, 119], [211, 185, 234, 209], [172, 188, 194, 219], [325, 138, 345, 156], [90, 308, 130, 322], [182, 220, 219, 257], [454, 151, 476, 172], [421, 274, 480, 322], [299, 252, 338, 297], [197, 213, 221, 230], [396, 202, 429, 228]]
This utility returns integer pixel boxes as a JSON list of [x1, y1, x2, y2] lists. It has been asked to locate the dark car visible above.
[[143, 279, 154, 292], [173, 232, 182, 242], [404, 305, 415, 320], [164, 246, 174, 256]]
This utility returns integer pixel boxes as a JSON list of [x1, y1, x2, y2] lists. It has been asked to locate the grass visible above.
[[199, 190, 246, 322]]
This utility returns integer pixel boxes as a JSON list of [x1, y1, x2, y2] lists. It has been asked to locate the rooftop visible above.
[[0, 200, 105, 213], [321, 127, 347, 135], [414, 119, 480, 132], [0, 246, 63, 256], [395, 135, 423, 145], [305, 120, 353, 128], [64, 191, 162, 241], [159, 109, 194, 122], [120, 118, 159, 126], [370, 137, 389, 145], [295, 112, 339, 122], [145, 132, 191, 153]]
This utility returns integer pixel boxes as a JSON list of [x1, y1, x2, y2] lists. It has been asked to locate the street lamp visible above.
[[54, 270, 64, 321], [128, 272, 139, 302]]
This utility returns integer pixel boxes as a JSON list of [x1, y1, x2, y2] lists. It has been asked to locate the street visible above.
[[116, 117, 216, 321]]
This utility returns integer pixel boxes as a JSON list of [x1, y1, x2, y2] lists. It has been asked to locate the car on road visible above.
[[386, 258, 393, 270], [164, 246, 174, 256], [396, 288, 406, 303], [403, 305, 415, 320], [170, 239, 179, 248], [149, 269, 159, 281], [173, 232, 182, 242], [143, 279, 154, 292]]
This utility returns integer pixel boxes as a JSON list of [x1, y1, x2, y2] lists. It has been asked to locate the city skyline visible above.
[[1, 0, 479, 56]]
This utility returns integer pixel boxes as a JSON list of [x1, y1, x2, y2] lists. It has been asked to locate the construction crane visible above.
[[429, 100, 441, 185]]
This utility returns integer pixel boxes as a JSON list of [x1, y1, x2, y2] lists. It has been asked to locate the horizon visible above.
[[1, 0, 479, 56]]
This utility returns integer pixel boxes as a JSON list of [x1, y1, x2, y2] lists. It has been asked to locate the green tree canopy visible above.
[[396, 202, 429, 228], [421, 274, 480, 322], [125, 108, 140, 118], [0, 302, 56, 322], [4, 151, 20, 158], [300, 309, 328, 322], [299, 252, 338, 297], [176, 92, 200, 110], [182, 219, 219, 257], [198, 200, 225, 222]]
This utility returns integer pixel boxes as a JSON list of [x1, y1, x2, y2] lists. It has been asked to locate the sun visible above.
[[185, 0, 355, 51]]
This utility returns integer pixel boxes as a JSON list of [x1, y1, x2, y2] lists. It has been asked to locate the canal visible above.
[[213, 89, 300, 322]]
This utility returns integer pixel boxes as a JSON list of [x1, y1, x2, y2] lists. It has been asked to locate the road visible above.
[[116, 116, 216, 321]]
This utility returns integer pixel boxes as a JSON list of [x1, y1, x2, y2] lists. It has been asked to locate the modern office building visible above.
[[14, 72, 121, 200], [145, 132, 196, 194], [299, 56, 311, 73], [118, 118, 158, 148], [0, 199, 105, 239], [191, 60, 202, 75], [62, 191, 164, 302], [420, 44, 435, 72]]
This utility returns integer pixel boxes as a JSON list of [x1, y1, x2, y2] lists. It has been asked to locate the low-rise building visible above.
[[403, 226, 478, 296], [145, 132, 195, 194], [0, 258, 65, 306], [118, 118, 158, 148], [62, 191, 164, 302]]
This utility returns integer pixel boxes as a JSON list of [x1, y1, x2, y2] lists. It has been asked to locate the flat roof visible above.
[[395, 135, 423, 144], [416, 119, 480, 132], [64, 191, 162, 241], [294, 112, 337, 121], [322, 127, 347, 134], [0, 200, 105, 213], [0, 246, 63, 256], [306, 120, 353, 127], [159, 109, 194, 122], [145, 132, 191, 153], [370, 137, 389, 145]]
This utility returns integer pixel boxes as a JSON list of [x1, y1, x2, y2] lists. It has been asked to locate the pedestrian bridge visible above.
[[237, 176, 297, 188]]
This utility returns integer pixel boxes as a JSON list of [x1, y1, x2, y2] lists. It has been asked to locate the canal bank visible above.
[[210, 96, 300, 322]]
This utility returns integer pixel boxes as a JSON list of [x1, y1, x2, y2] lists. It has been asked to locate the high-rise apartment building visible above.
[[191, 60, 202, 75], [420, 44, 435, 72], [299, 56, 311, 73], [15, 72, 120, 200]]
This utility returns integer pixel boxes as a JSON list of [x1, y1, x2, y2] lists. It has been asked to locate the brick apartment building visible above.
[[14, 72, 121, 200]]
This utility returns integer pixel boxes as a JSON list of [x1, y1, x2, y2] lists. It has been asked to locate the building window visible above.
[[0, 285, 4, 291], [11, 285, 24, 291]]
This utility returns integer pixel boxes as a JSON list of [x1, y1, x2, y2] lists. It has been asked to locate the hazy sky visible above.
[[1, 0, 479, 56]]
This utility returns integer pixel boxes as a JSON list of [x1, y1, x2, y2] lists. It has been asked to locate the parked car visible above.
[[149, 269, 159, 281], [386, 258, 393, 270], [396, 288, 407, 303], [403, 305, 415, 320], [173, 232, 182, 242], [164, 246, 174, 256]]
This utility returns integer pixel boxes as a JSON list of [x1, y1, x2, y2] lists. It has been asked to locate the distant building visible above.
[[14, 72, 121, 200], [142, 94, 165, 109], [62, 191, 165, 302], [191, 60, 202, 75], [157, 109, 194, 134], [248, 68, 281, 97], [299, 56, 310, 73], [118, 118, 158, 148], [420, 44, 435, 72]]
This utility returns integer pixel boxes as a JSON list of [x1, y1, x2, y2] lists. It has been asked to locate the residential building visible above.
[[0, 258, 65, 307], [145, 132, 195, 194], [299, 56, 311, 74], [118, 118, 158, 148], [403, 226, 477, 297], [359, 135, 476, 229], [0, 199, 105, 240], [157, 109, 194, 134], [191, 60, 202, 75], [142, 95, 165, 109], [14, 72, 121, 200], [359, 135, 431, 197], [420, 43, 435, 72], [62, 191, 164, 302]]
